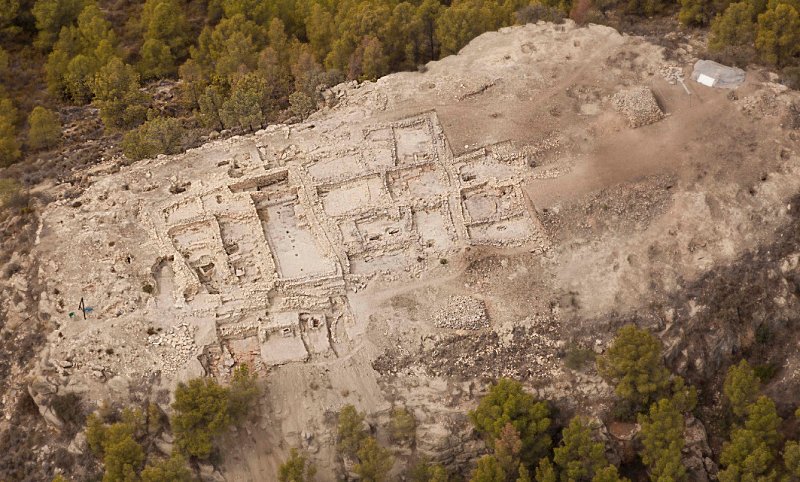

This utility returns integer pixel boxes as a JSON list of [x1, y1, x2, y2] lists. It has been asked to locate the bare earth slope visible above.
[[15, 21, 800, 479]]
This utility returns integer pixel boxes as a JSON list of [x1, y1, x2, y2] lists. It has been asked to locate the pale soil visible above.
[[11, 21, 800, 481]]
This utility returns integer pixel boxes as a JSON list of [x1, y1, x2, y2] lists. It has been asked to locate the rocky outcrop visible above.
[[683, 415, 717, 482]]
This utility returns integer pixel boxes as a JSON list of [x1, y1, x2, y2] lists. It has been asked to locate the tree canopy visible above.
[[637, 398, 687, 482], [171, 365, 259, 459], [469, 378, 552, 463], [553, 417, 609, 482], [27, 105, 61, 150], [598, 325, 671, 411]]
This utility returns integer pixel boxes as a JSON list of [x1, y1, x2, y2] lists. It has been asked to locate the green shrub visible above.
[[91, 58, 149, 130], [389, 406, 416, 445], [0, 178, 21, 208], [336, 404, 367, 458], [564, 345, 596, 371], [121, 116, 184, 161], [754, 363, 779, 383], [408, 457, 450, 482], [0, 97, 19, 167], [140, 454, 193, 482], [278, 448, 316, 482], [288, 91, 315, 121], [27, 106, 62, 150], [354, 436, 394, 482], [782, 66, 800, 89], [50, 392, 86, 434]]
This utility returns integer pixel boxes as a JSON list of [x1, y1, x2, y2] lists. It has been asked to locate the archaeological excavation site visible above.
[[3, 18, 800, 482]]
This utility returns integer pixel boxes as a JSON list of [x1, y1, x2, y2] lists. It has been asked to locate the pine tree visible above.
[[0, 48, 8, 79], [139, 38, 174, 80], [553, 417, 608, 482], [171, 377, 234, 459], [637, 398, 687, 481], [32, 0, 86, 50], [306, 3, 334, 62], [102, 433, 145, 482], [709, 1, 757, 53], [337, 404, 367, 458], [354, 437, 394, 482], [91, 58, 149, 130], [590, 465, 629, 482], [197, 82, 227, 129], [743, 396, 782, 448], [139, 0, 190, 79], [140, 454, 193, 482], [257, 46, 293, 114], [435, 0, 493, 56], [27, 106, 62, 150], [517, 465, 533, 482], [785, 440, 800, 477], [289, 91, 315, 121], [291, 45, 326, 101], [121, 115, 184, 161], [44, 3, 119, 103], [278, 448, 316, 482], [723, 360, 761, 418], [355, 35, 389, 81], [0, 0, 19, 34], [177, 58, 208, 110], [389, 406, 416, 445], [598, 325, 671, 411], [228, 364, 259, 421], [0, 97, 20, 167], [669, 376, 698, 414], [785, 408, 800, 477], [495, 423, 523, 476], [416, 0, 442, 63], [718, 396, 782, 482], [471, 455, 506, 482], [469, 378, 552, 463], [86, 409, 147, 482], [190, 13, 265, 80], [756, 3, 800, 66], [221, 72, 269, 131], [409, 457, 450, 482], [535, 458, 557, 482]]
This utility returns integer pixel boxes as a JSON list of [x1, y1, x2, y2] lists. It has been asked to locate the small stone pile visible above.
[[432, 296, 489, 330], [611, 87, 664, 128], [659, 65, 684, 85]]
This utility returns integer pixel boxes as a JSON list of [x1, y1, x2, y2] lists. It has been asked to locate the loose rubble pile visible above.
[[147, 324, 197, 377], [659, 65, 685, 85], [432, 296, 489, 330], [375, 317, 561, 381], [611, 87, 664, 127]]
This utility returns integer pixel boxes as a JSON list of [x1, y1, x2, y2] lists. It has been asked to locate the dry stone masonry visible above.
[[34, 103, 556, 394]]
